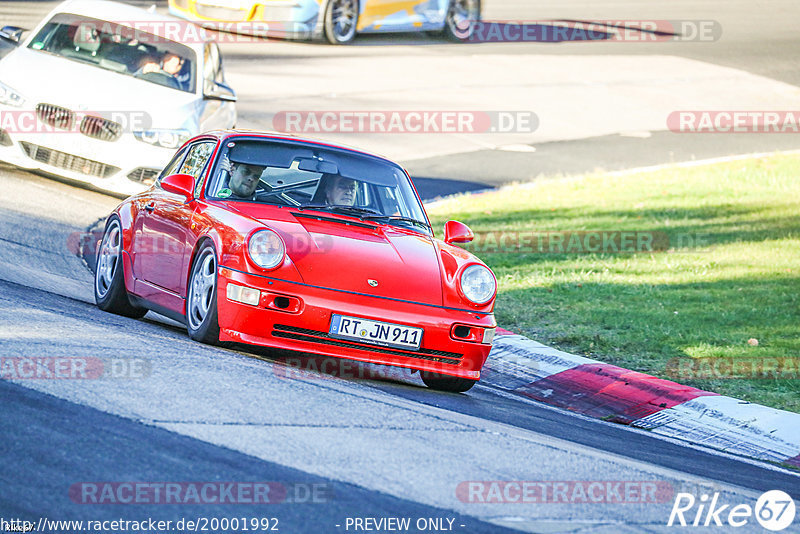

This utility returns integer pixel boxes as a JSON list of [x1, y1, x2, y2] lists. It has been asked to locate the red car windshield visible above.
[[207, 139, 430, 232]]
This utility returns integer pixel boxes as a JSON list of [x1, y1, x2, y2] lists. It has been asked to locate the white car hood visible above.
[[0, 46, 199, 129]]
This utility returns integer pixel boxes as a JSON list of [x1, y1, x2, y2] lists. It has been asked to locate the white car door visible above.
[[198, 41, 236, 131]]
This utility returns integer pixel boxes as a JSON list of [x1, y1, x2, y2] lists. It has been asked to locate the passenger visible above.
[[72, 23, 101, 56], [323, 175, 358, 206]]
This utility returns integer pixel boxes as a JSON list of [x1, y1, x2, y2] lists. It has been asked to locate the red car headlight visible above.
[[459, 264, 496, 304], [247, 229, 285, 270]]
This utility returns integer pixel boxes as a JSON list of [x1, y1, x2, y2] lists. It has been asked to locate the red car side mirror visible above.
[[444, 220, 474, 245], [161, 173, 195, 202]]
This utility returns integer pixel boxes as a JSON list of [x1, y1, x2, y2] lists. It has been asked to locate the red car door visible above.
[[134, 141, 216, 310]]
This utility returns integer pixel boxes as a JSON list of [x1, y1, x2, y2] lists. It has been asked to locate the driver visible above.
[[323, 175, 358, 206], [161, 52, 190, 90], [136, 54, 162, 75], [227, 159, 265, 199], [135, 52, 187, 90]]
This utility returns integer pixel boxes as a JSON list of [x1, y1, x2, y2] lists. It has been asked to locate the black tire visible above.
[[186, 242, 221, 345], [442, 0, 481, 42], [323, 0, 358, 44], [420, 371, 477, 393], [94, 217, 147, 318]]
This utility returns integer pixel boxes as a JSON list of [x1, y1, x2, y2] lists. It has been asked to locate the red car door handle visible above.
[[144, 203, 155, 212]]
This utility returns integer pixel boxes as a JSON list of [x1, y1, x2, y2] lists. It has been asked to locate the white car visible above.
[[0, 0, 237, 195]]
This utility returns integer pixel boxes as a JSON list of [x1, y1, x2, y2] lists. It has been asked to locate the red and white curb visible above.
[[483, 331, 800, 469]]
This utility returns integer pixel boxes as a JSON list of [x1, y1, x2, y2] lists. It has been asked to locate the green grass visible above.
[[427, 154, 800, 413]]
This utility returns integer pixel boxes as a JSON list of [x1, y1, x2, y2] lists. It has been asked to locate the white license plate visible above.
[[329, 314, 422, 351]]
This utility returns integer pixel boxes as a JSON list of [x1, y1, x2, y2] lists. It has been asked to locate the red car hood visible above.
[[263, 213, 444, 306]]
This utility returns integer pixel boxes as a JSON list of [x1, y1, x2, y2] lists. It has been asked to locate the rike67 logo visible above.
[[668, 490, 796, 531]]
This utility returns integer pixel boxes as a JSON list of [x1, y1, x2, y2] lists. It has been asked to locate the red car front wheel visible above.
[[187, 243, 222, 345], [421, 371, 477, 393]]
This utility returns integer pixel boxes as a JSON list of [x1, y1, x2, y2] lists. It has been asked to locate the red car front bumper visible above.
[[216, 266, 496, 380]]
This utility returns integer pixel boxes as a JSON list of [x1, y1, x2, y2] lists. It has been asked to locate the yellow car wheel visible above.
[[324, 0, 359, 44], [442, 0, 481, 42]]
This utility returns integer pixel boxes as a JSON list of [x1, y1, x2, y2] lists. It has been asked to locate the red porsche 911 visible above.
[[94, 131, 497, 392]]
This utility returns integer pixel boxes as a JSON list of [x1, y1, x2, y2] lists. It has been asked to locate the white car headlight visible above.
[[133, 129, 190, 149], [0, 80, 25, 107], [459, 264, 496, 304], [247, 229, 285, 270]]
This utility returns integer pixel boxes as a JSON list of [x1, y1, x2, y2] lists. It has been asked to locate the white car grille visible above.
[[20, 142, 120, 179], [127, 167, 161, 185], [79, 115, 123, 142], [35, 103, 74, 130], [35, 103, 122, 142]]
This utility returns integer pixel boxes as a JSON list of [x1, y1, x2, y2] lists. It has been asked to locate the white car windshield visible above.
[[28, 14, 196, 93], [207, 139, 431, 233]]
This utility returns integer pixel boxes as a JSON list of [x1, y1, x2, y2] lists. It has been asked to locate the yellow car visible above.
[[168, 0, 480, 44]]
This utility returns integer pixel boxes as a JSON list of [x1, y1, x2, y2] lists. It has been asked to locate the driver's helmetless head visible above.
[[162, 53, 184, 75], [230, 163, 264, 197], [325, 175, 358, 206]]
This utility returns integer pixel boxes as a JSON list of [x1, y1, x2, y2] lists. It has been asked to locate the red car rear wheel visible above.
[[94, 217, 147, 319]]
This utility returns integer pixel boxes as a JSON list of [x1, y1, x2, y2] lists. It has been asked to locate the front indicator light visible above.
[[451, 324, 495, 344], [227, 283, 260, 306], [482, 328, 496, 345]]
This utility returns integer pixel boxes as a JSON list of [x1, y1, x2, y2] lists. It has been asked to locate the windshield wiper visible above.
[[296, 204, 382, 217], [361, 214, 430, 230], [296, 205, 429, 231]]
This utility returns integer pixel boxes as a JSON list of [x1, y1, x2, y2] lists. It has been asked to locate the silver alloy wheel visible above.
[[446, 0, 479, 38], [188, 249, 216, 330], [330, 0, 357, 42], [95, 220, 121, 299]]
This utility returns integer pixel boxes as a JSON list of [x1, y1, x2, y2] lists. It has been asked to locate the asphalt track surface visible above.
[[2, 1, 800, 532], [1, 162, 799, 532]]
